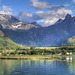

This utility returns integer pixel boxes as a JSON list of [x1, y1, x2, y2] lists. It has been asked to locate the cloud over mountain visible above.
[[34, 8, 72, 27], [30, 0, 72, 26], [3, 5, 13, 12], [0, 5, 14, 15], [0, 0, 73, 27], [17, 10, 35, 23], [16, 6, 72, 27]]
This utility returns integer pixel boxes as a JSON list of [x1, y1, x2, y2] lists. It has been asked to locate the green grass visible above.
[[0, 29, 25, 50], [0, 36, 25, 49], [63, 36, 75, 46], [0, 55, 64, 60], [35, 47, 59, 50]]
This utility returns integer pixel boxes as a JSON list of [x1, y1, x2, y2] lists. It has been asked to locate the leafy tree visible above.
[[30, 47, 35, 50]]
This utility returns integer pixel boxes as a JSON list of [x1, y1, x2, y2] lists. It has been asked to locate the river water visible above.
[[0, 57, 75, 75]]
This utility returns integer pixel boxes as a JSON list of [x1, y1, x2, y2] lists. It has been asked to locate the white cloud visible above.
[[31, 0, 66, 10], [0, 11, 5, 14], [31, 0, 72, 27], [31, 0, 38, 2], [31, 0, 51, 9], [17, 10, 35, 23], [36, 11, 44, 13], [2, 5, 13, 12], [64, 4, 70, 7], [0, 11, 14, 15], [72, 0, 75, 3], [38, 18, 58, 27], [19, 10, 32, 17], [0, 5, 14, 15], [35, 8, 72, 27]]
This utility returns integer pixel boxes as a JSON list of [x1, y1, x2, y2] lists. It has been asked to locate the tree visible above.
[[30, 47, 35, 50]]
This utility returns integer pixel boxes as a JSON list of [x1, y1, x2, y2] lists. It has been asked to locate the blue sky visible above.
[[0, 0, 75, 26]]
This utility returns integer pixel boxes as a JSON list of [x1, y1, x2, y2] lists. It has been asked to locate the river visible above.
[[0, 57, 75, 75]]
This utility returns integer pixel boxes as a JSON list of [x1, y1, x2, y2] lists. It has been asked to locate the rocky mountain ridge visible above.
[[0, 14, 75, 47], [0, 14, 41, 30]]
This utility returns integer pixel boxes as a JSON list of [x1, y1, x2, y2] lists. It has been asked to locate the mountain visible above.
[[0, 29, 24, 50], [3, 14, 75, 47], [54, 19, 63, 24], [0, 14, 40, 30], [63, 36, 75, 46], [11, 23, 38, 30], [0, 14, 75, 47], [31, 22, 42, 27], [0, 14, 20, 29]]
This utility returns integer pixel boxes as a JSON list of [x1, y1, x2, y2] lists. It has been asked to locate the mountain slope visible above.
[[54, 19, 63, 24], [31, 22, 42, 27], [63, 36, 75, 46], [0, 14, 41, 30], [0, 14, 20, 29], [4, 14, 75, 47], [0, 14, 20, 24], [0, 29, 23, 50]]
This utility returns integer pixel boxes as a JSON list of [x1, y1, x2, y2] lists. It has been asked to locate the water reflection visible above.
[[0, 58, 75, 75]]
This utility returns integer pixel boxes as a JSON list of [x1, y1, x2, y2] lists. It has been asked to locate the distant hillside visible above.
[[63, 36, 75, 46], [70, 44, 75, 48], [0, 29, 24, 50]]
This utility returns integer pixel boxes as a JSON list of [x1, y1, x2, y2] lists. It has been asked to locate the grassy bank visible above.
[[0, 55, 60, 60], [0, 55, 74, 60]]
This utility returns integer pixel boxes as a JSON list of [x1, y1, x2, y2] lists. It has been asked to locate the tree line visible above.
[[0, 46, 75, 56]]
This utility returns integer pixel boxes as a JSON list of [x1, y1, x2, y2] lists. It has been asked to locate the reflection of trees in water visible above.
[[66, 57, 75, 74], [0, 60, 55, 75], [0, 60, 33, 75], [0, 59, 74, 75], [0, 60, 22, 75]]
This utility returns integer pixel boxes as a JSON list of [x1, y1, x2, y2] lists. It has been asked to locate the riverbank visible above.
[[0, 55, 52, 60], [0, 55, 74, 60]]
